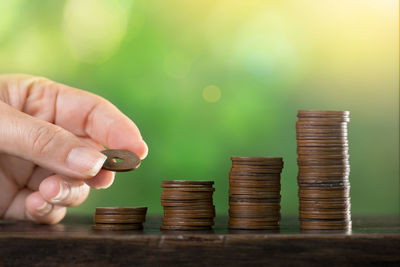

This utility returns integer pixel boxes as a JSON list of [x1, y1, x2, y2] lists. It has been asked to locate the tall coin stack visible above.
[[296, 110, 351, 231], [228, 157, 283, 230], [92, 207, 147, 231], [161, 180, 216, 230]]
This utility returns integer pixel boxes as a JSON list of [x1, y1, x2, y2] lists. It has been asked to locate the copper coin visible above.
[[229, 210, 280, 218], [161, 221, 214, 227], [164, 213, 215, 219], [94, 217, 145, 224], [299, 212, 351, 220], [229, 175, 281, 181], [229, 182, 281, 188], [162, 180, 214, 185], [161, 184, 214, 189], [95, 207, 147, 215], [229, 197, 281, 203], [230, 168, 282, 174], [229, 192, 281, 198], [94, 214, 146, 221], [160, 225, 211, 231], [162, 187, 215, 192], [229, 218, 280, 225], [101, 150, 141, 172], [300, 220, 351, 230], [161, 194, 213, 200], [296, 128, 348, 133], [297, 110, 349, 116], [232, 162, 284, 168], [297, 117, 350, 123], [92, 223, 143, 231], [231, 164, 283, 170], [229, 186, 281, 192], [228, 224, 279, 230], [299, 200, 351, 209], [231, 157, 283, 162]]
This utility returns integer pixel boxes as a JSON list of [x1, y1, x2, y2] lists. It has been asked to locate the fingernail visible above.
[[67, 147, 107, 177], [36, 201, 53, 216], [51, 182, 71, 203], [141, 140, 149, 160]]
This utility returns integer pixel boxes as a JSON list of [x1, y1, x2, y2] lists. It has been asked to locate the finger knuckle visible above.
[[31, 125, 66, 155]]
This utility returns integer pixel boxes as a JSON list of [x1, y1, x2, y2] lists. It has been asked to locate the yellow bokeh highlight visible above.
[[202, 85, 222, 103]]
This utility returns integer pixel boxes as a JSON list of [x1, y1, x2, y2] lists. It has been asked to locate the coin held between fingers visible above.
[[101, 149, 141, 172]]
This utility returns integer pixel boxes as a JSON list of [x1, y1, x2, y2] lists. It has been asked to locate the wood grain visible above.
[[0, 215, 399, 266]]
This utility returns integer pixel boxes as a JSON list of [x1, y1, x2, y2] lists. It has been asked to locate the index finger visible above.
[[46, 79, 148, 159]]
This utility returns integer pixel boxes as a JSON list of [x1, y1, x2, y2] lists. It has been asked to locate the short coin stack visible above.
[[92, 207, 147, 231], [296, 110, 351, 231], [161, 180, 216, 230], [228, 157, 283, 230]]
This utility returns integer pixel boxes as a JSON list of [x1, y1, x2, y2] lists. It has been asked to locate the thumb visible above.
[[0, 101, 107, 179]]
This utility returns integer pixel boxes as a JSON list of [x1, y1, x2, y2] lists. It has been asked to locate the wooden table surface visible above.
[[1, 215, 399, 266]]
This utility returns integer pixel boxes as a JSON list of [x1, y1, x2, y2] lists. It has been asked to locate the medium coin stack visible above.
[[161, 180, 216, 230], [228, 157, 283, 230], [296, 110, 351, 231], [92, 207, 147, 231]]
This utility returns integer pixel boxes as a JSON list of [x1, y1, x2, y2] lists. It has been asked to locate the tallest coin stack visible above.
[[296, 110, 351, 231]]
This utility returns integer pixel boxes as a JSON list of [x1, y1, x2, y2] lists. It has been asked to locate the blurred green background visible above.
[[0, 0, 398, 216]]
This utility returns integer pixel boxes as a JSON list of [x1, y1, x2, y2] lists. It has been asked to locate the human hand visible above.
[[0, 74, 148, 224]]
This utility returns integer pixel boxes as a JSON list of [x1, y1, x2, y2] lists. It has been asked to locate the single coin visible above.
[[95, 207, 147, 215], [160, 225, 212, 230], [299, 200, 351, 209], [229, 210, 280, 218], [297, 117, 350, 123], [298, 110, 350, 116], [229, 185, 281, 191], [161, 194, 213, 200], [101, 150, 141, 172], [94, 214, 146, 220], [164, 213, 215, 219], [296, 121, 348, 127], [91, 223, 143, 231], [161, 201, 214, 208], [229, 197, 281, 203], [162, 180, 214, 185], [229, 202, 281, 210], [161, 220, 214, 227], [229, 182, 281, 188], [229, 174, 281, 180], [296, 136, 348, 141], [232, 162, 284, 168], [297, 154, 349, 160], [94, 217, 145, 224], [229, 218, 280, 224], [162, 188, 215, 193], [232, 164, 284, 169], [230, 168, 282, 174], [297, 161, 350, 166], [161, 184, 214, 189], [296, 127, 348, 133], [228, 224, 279, 230], [299, 212, 351, 220], [229, 188, 281, 195], [231, 157, 283, 162]]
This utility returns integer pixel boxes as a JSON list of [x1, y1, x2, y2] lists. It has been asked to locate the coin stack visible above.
[[92, 207, 147, 231], [228, 157, 283, 230], [161, 180, 216, 230], [296, 110, 351, 231]]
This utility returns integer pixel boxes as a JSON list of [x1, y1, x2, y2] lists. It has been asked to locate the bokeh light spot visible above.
[[62, 0, 128, 64], [202, 85, 222, 103]]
